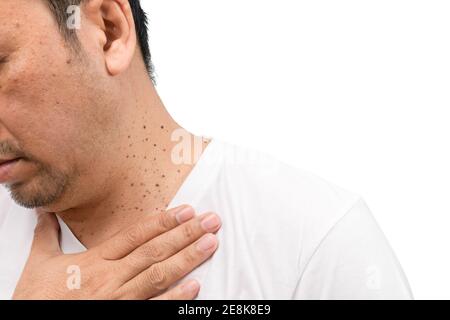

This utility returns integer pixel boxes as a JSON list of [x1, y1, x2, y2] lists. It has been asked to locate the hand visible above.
[[13, 205, 221, 300]]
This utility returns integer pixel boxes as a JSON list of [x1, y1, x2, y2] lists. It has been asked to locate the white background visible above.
[[142, 1, 450, 299]]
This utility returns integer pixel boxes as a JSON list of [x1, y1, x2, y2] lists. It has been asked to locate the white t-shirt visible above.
[[0, 140, 412, 299]]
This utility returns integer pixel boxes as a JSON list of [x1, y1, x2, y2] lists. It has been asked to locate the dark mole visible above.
[[177, 169, 181, 173], [66, 59, 72, 64], [162, 148, 167, 152], [160, 125, 164, 129], [128, 135, 131, 139], [130, 183, 134, 187], [153, 144, 157, 147], [143, 125, 147, 129], [155, 184, 160, 187], [126, 155, 129, 158], [133, 155, 136, 158], [145, 138, 149, 142], [162, 174, 166, 178]]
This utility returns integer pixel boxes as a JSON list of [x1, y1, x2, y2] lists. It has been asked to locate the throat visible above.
[[57, 145, 202, 249], [60, 167, 192, 248]]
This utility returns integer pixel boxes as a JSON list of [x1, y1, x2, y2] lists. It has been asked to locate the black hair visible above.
[[45, 0, 154, 81]]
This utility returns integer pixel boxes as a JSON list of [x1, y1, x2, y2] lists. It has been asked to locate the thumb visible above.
[[30, 211, 62, 259]]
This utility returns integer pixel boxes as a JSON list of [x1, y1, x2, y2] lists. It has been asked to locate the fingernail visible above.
[[182, 280, 200, 295], [200, 213, 221, 232], [175, 206, 195, 224], [196, 234, 217, 252]]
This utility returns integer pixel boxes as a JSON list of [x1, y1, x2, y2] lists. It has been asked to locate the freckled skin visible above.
[[0, 0, 210, 248], [0, 1, 122, 210]]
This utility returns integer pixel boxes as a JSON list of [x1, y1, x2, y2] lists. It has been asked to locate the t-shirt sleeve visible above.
[[292, 197, 413, 299]]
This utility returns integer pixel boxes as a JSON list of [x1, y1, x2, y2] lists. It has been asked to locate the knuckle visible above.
[[146, 264, 168, 290], [182, 224, 195, 239], [157, 213, 174, 230], [169, 262, 185, 279], [125, 225, 143, 246], [142, 243, 165, 261]]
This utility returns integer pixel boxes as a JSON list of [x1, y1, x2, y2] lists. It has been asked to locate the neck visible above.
[[57, 78, 210, 248]]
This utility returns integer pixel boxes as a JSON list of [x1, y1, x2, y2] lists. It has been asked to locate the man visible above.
[[0, 0, 412, 299]]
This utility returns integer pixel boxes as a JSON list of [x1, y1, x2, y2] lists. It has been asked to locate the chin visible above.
[[8, 176, 68, 210]]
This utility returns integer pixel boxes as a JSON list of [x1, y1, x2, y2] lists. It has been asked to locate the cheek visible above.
[[0, 52, 92, 169], [0, 40, 119, 175], [4, 62, 59, 128]]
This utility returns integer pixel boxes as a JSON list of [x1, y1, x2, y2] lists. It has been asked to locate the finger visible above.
[[150, 279, 200, 300], [29, 212, 62, 260], [120, 233, 219, 299], [120, 212, 221, 277], [99, 205, 195, 260]]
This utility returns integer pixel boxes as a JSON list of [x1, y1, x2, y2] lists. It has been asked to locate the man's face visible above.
[[0, 0, 120, 209]]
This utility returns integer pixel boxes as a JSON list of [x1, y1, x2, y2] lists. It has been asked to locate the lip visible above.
[[0, 158, 22, 184]]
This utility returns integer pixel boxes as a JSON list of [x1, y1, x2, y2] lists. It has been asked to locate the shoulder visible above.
[[202, 140, 365, 266], [210, 140, 362, 221]]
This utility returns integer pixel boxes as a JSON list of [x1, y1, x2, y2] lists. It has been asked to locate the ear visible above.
[[84, 0, 137, 76]]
